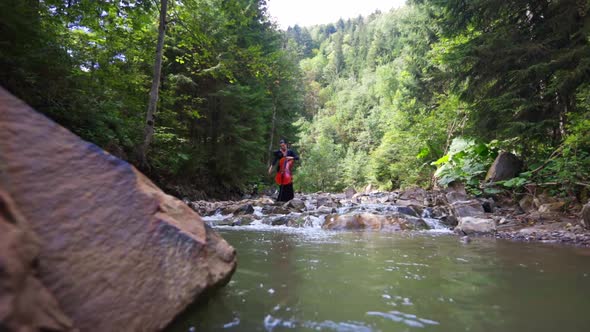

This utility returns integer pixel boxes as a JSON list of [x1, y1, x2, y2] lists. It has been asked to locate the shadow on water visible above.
[[166, 230, 300, 332], [166, 228, 590, 332]]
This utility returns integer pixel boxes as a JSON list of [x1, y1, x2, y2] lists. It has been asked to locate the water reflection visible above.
[[167, 230, 590, 332]]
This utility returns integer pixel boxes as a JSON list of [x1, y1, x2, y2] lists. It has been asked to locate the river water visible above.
[[168, 224, 590, 332]]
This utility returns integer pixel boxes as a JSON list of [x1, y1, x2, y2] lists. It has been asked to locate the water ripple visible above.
[[366, 310, 439, 328]]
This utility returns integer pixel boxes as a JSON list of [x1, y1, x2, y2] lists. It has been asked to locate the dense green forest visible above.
[[0, 0, 303, 198], [1, 0, 589, 201], [290, 0, 590, 202]]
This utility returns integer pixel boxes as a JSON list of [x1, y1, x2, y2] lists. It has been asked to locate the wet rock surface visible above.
[[0, 88, 237, 331], [0, 190, 75, 332], [190, 185, 590, 247]]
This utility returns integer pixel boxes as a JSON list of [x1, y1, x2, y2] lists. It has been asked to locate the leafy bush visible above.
[[432, 137, 498, 194]]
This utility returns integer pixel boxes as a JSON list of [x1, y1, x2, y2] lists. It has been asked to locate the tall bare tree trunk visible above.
[[267, 99, 277, 166], [139, 0, 168, 168]]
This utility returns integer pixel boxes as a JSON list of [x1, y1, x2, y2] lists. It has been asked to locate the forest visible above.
[[1, 0, 589, 203]]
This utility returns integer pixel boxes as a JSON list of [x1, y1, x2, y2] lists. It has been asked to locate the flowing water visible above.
[[167, 223, 590, 332]]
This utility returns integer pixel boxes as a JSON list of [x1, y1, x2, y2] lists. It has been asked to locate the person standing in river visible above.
[[268, 138, 299, 202]]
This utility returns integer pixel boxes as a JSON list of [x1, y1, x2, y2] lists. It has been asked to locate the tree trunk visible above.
[[139, 0, 168, 168], [267, 98, 277, 166]]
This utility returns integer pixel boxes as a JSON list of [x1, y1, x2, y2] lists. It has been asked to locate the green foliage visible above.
[[432, 137, 497, 194], [0, 0, 305, 198], [4, 0, 589, 198], [500, 172, 531, 189], [294, 134, 345, 192]]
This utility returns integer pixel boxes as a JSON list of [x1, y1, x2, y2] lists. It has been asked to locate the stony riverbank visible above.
[[186, 185, 590, 247]]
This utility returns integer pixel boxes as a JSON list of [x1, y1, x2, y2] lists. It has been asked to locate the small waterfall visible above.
[[421, 208, 450, 231]]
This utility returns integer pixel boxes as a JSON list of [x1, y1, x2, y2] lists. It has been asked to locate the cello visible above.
[[275, 156, 294, 185]]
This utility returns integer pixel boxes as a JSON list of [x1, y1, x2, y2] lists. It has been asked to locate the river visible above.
[[167, 223, 590, 332]]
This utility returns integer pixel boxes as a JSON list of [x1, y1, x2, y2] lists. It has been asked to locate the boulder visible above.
[[399, 187, 427, 201], [0, 88, 237, 331], [445, 191, 468, 204], [316, 195, 337, 208], [581, 203, 590, 229], [344, 187, 357, 199], [284, 198, 306, 212], [447, 181, 467, 195], [455, 217, 497, 235], [538, 201, 565, 214], [316, 206, 337, 214], [519, 195, 535, 212], [450, 200, 485, 218], [0, 190, 75, 332], [394, 206, 419, 218], [485, 152, 522, 182], [322, 213, 427, 231]]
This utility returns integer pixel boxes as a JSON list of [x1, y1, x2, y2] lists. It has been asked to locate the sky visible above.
[[266, 0, 407, 30]]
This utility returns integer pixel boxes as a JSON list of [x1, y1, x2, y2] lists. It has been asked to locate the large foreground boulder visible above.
[[0, 88, 236, 331], [0, 190, 75, 332]]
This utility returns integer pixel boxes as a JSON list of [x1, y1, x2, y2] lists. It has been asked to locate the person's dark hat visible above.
[[279, 138, 287, 144]]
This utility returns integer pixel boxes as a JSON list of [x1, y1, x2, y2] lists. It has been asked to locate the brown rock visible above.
[[538, 201, 565, 214], [284, 198, 305, 211], [485, 152, 522, 182], [519, 195, 534, 211], [399, 187, 427, 201], [344, 187, 356, 199], [322, 213, 427, 231], [0, 88, 236, 331], [581, 203, 590, 229], [455, 217, 497, 235], [0, 190, 75, 332], [450, 200, 485, 218]]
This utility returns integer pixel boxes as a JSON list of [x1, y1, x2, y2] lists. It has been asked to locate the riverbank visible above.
[[493, 212, 590, 247], [186, 186, 590, 247]]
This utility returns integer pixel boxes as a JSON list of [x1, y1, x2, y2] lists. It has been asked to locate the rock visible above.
[[450, 200, 485, 218], [519, 195, 535, 212], [232, 216, 255, 226], [447, 181, 467, 195], [439, 215, 459, 227], [261, 205, 290, 215], [485, 152, 522, 182], [351, 192, 364, 203], [0, 88, 237, 331], [399, 187, 427, 201], [235, 203, 255, 215], [316, 195, 333, 208], [480, 198, 495, 213], [0, 190, 75, 332], [394, 206, 419, 218], [271, 216, 289, 226], [322, 213, 427, 231], [344, 187, 357, 199], [316, 206, 336, 214], [538, 201, 565, 213], [581, 203, 590, 229], [455, 217, 497, 235], [221, 203, 254, 215], [252, 197, 275, 206], [445, 191, 468, 204], [284, 198, 305, 212], [377, 196, 390, 204]]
